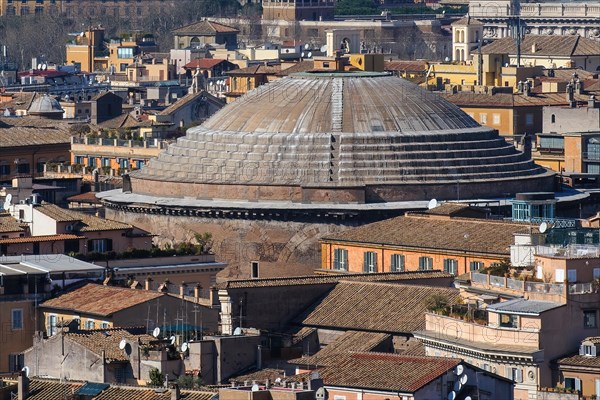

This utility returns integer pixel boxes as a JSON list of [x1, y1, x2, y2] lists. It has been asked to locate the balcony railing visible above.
[[71, 137, 169, 149], [470, 272, 564, 295], [536, 245, 600, 259]]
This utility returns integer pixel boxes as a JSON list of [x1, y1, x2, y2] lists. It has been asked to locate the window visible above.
[[567, 269, 577, 283], [470, 261, 484, 271], [390, 254, 405, 272], [85, 320, 95, 330], [551, 114, 556, 123], [594, 268, 600, 279], [0, 163, 10, 175], [443, 259, 458, 275], [8, 354, 24, 372], [499, 313, 518, 328], [580, 344, 596, 356], [363, 251, 377, 273], [333, 248, 348, 270], [564, 377, 581, 392], [418, 256, 433, 271], [539, 136, 564, 150], [584, 310, 597, 329], [47, 314, 57, 336], [88, 239, 113, 253], [11, 309, 23, 330], [492, 113, 501, 125], [525, 113, 534, 126], [507, 367, 523, 383], [479, 113, 487, 124], [16, 162, 30, 174], [117, 47, 134, 59]]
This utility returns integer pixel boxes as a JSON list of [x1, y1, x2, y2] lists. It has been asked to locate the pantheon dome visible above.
[[129, 71, 554, 203]]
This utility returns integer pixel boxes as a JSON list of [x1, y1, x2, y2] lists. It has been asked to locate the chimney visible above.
[[517, 80, 523, 94], [145, 277, 153, 291], [566, 82, 576, 108], [575, 79, 583, 95], [194, 284, 202, 300], [531, 43, 537, 53], [170, 383, 180, 400], [18, 369, 29, 400], [523, 80, 531, 96], [256, 345, 262, 370], [588, 95, 598, 108], [179, 282, 186, 299]]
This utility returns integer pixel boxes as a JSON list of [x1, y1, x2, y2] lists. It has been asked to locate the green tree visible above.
[[335, 0, 378, 15], [148, 368, 164, 387]]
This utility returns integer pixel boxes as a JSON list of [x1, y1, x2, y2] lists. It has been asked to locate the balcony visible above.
[[536, 244, 600, 259]]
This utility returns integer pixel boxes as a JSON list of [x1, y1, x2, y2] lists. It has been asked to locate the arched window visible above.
[[190, 37, 200, 48], [551, 114, 556, 123]]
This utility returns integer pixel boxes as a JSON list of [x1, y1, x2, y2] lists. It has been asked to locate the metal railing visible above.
[[536, 245, 600, 259], [569, 283, 598, 294]]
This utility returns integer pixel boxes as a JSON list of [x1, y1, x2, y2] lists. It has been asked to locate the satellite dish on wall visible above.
[[169, 335, 176, 345], [181, 342, 188, 352], [460, 374, 468, 385], [233, 327, 243, 336], [152, 327, 161, 338], [307, 52, 312, 58], [453, 381, 462, 392], [447, 391, 456, 400], [304, 43, 310, 50], [21, 366, 30, 378], [455, 365, 464, 375], [320, 45, 327, 53], [428, 198, 438, 210], [251, 384, 260, 392], [37, 64, 42, 70], [539, 222, 548, 233], [119, 339, 127, 350]]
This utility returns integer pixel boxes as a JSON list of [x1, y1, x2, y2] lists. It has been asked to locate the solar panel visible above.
[[76, 382, 110, 396]]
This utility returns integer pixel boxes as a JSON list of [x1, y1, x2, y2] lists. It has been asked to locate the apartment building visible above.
[[1, 0, 171, 18]]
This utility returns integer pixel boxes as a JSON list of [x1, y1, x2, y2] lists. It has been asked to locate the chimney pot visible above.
[[18, 369, 29, 400]]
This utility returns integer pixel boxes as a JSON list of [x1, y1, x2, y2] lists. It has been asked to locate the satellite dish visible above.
[[119, 339, 127, 350], [447, 391, 456, 400], [233, 327, 242, 336], [37, 64, 42, 70], [428, 198, 438, 210], [152, 327, 161, 338], [453, 381, 462, 392], [320, 45, 327, 53], [21, 366, 29, 378], [181, 342, 188, 352], [539, 222, 548, 233], [251, 384, 260, 392], [301, 52, 305, 58], [169, 335, 176, 345], [460, 374, 468, 385], [455, 365, 464, 375], [42, 64, 47, 71], [307, 52, 312, 58], [304, 43, 310, 50], [464, 397, 472, 400]]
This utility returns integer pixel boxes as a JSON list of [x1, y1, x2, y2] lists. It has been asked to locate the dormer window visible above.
[[580, 344, 596, 357], [499, 314, 518, 328]]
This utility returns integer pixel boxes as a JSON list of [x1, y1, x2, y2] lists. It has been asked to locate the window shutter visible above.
[[372, 253, 377, 273], [87, 240, 93, 252], [106, 239, 113, 252], [333, 249, 339, 270], [363, 252, 369, 273], [516, 369, 523, 383], [575, 378, 581, 391], [505, 366, 512, 379], [579, 345, 585, 356], [593, 346, 597, 357]]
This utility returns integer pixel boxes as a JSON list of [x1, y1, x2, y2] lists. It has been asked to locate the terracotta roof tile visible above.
[[384, 60, 428, 72], [290, 331, 390, 367], [35, 203, 133, 232], [65, 327, 155, 362], [173, 20, 239, 35], [26, 379, 83, 400], [0, 214, 25, 233], [0, 234, 84, 244], [556, 354, 600, 369], [184, 59, 229, 69], [319, 353, 461, 393], [0, 117, 71, 148], [440, 91, 592, 108], [299, 281, 460, 333], [41, 283, 163, 317], [214, 270, 452, 290], [67, 191, 101, 204], [322, 214, 535, 256], [480, 35, 599, 57]]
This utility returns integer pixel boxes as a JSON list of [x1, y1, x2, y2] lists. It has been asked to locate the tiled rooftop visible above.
[[35, 203, 133, 232], [289, 331, 390, 367], [41, 283, 163, 317], [173, 20, 239, 35], [0, 234, 84, 244], [480, 34, 599, 57], [319, 353, 461, 393], [0, 214, 25, 233], [9, 379, 216, 400], [184, 59, 229, 69], [65, 327, 155, 362], [214, 270, 452, 290], [299, 281, 460, 333], [322, 214, 535, 255], [0, 117, 71, 148]]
